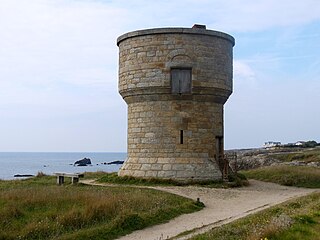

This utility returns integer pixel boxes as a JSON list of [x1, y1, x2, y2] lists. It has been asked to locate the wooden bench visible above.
[[54, 173, 84, 185]]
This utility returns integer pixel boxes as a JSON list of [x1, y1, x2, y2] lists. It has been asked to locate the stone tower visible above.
[[117, 25, 235, 181]]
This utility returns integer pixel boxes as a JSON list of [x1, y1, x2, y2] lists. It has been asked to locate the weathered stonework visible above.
[[117, 26, 235, 181]]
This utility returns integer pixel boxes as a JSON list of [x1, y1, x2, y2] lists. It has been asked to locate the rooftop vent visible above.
[[192, 24, 206, 29]]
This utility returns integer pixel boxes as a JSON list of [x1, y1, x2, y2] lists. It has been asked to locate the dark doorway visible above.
[[215, 136, 223, 160]]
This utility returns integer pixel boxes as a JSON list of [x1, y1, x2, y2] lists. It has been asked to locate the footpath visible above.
[[81, 179, 316, 240]]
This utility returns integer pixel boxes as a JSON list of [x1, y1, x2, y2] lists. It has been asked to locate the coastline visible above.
[[0, 152, 126, 180]]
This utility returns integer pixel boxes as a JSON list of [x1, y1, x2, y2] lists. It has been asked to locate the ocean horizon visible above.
[[0, 152, 127, 180]]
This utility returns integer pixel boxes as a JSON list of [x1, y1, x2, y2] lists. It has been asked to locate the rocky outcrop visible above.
[[234, 153, 281, 170], [74, 158, 92, 166], [226, 147, 320, 170], [107, 160, 124, 165], [281, 161, 320, 167], [14, 174, 34, 177], [226, 149, 281, 171]]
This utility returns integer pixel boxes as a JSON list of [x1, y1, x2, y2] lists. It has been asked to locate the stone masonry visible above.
[[117, 25, 235, 181]]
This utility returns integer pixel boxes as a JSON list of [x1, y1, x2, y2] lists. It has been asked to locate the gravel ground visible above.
[[81, 179, 317, 240]]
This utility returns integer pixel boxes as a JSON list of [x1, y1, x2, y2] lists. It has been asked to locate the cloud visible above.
[[233, 60, 257, 88], [0, 0, 320, 151], [1, 0, 319, 91], [208, 0, 320, 32], [0, 0, 126, 88], [105, 0, 320, 32], [0, 0, 127, 118], [234, 60, 255, 79]]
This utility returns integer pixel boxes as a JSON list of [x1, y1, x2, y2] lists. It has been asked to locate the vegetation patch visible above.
[[190, 192, 320, 240], [241, 165, 320, 188], [271, 148, 320, 163], [0, 175, 203, 240], [97, 172, 248, 188]]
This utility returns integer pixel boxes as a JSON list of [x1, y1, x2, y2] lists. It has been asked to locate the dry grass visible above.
[[271, 147, 320, 163], [191, 192, 320, 240], [0, 177, 203, 240], [241, 165, 320, 188]]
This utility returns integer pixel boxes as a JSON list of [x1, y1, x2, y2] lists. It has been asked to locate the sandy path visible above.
[[81, 179, 317, 240]]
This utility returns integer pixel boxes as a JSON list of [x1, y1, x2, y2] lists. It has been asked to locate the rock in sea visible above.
[[74, 157, 92, 166], [14, 174, 34, 177], [107, 160, 124, 165]]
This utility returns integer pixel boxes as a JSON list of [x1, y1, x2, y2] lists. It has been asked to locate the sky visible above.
[[0, 0, 320, 152]]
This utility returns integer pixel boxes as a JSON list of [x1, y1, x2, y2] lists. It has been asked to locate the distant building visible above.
[[295, 141, 306, 146], [263, 141, 281, 148]]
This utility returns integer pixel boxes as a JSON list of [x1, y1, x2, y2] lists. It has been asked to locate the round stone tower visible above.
[[117, 25, 235, 181]]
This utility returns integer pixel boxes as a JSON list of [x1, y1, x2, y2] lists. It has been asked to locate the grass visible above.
[[0, 175, 203, 240], [241, 165, 320, 188], [96, 172, 249, 188], [191, 147, 320, 239], [190, 192, 320, 240], [271, 148, 320, 163]]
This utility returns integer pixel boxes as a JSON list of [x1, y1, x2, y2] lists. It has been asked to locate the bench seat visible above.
[[54, 173, 84, 185]]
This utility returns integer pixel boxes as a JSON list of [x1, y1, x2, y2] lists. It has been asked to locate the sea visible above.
[[0, 152, 127, 180]]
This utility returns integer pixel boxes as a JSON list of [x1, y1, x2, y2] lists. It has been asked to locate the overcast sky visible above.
[[1, 0, 320, 152]]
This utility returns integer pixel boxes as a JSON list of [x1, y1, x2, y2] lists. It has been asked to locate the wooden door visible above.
[[171, 68, 191, 94]]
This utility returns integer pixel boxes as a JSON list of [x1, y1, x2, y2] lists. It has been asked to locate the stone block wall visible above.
[[119, 100, 223, 180]]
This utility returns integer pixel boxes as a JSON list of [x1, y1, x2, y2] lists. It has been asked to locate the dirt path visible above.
[[81, 179, 317, 240]]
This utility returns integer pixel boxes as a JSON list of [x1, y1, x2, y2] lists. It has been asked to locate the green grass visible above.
[[0, 175, 203, 240], [98, 172, 223, 186], [190, 192, 320, 240], [97, 172, 248, 188], [241, 165, 320, 188], [267, 214, 320, 240]]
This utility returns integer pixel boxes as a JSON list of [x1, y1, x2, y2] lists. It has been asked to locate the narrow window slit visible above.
[[180, 130, 184, 144]]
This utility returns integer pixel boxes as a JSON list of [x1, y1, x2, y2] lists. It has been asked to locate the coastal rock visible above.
[[228, 152, 281, 170], [74, 158, 92, 166], [226, 147, 320, 171], [107, 160, 124, 165], [307, 162, 320, 167], [14, 174, 34, 178]]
